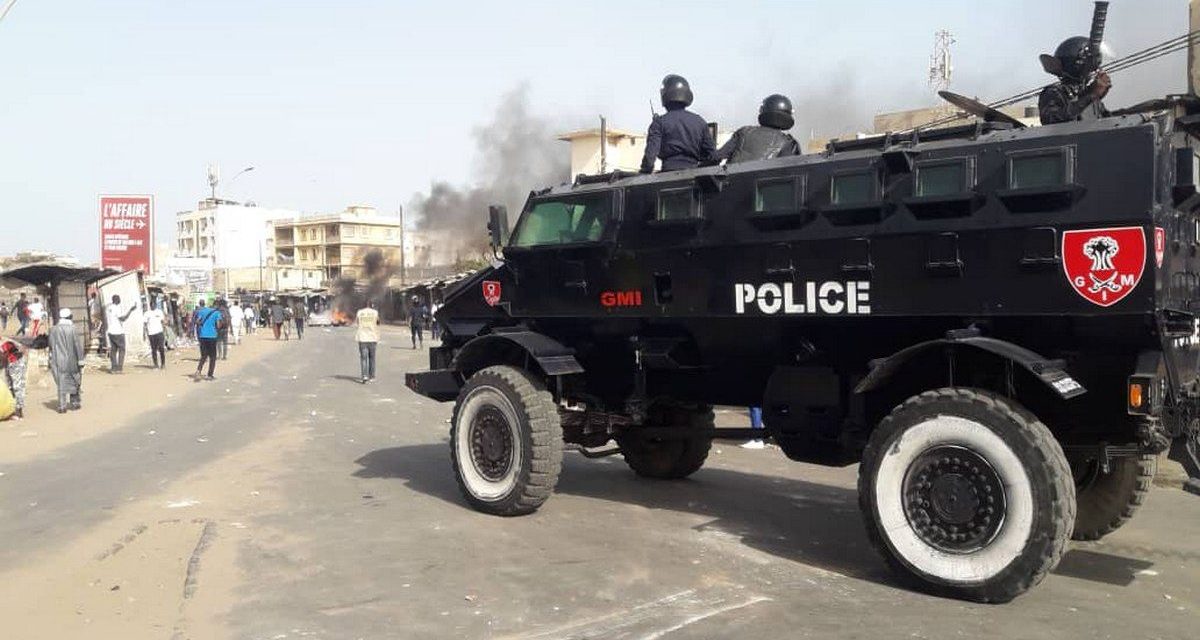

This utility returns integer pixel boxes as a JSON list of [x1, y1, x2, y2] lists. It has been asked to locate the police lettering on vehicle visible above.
[[734, 281, 870, 315]]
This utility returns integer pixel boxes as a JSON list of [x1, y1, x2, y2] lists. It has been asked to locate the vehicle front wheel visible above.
[[858, 388, 1075, 603], [617, 404, 713, 479], [1071, 454, 1156, 541], [450, 365, 562, 516]]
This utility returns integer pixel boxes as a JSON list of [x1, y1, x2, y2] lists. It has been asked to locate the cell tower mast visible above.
[[929, 30, 955, 92]]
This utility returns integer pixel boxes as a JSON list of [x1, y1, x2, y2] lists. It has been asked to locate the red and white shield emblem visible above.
[[1062, 226, 1146, 307], [482, 280, 502, 306], [1155, 226, 1165, 268]]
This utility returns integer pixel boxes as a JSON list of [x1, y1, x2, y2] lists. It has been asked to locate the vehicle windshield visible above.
[[509, 193, 610, 248]]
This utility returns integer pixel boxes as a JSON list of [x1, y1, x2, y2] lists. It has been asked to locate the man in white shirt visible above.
[[144, 300, 167, 369], [27, 297, 45, 336], [356, 301, 380, 384], [229, 301, 244, 345], [104, 294, 136, 373]]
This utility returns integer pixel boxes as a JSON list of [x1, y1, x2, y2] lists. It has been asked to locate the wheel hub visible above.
[[469, 406, 514, 481], [903, 445, 1006, 553]]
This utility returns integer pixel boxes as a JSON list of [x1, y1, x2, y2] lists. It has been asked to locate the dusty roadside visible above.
[[0, 331, 284, 466], [0, 420, 309, 640]]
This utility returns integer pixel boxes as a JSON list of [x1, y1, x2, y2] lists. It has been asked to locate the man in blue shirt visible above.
[[193, 299, 223, 380], [639, 74, 715, 174]]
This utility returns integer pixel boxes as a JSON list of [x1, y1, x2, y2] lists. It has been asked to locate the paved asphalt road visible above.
[[2, 327, 1198, 639]]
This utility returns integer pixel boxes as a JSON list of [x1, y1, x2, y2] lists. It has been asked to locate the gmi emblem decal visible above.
[[1062, 226, 1146, 307], [482, 280, 502, 306], [1155, 226, 1165, 268]]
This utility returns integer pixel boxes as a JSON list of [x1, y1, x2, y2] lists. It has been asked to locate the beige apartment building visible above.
[[274, 205, 402, 281]]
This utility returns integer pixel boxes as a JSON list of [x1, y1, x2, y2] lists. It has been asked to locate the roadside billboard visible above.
[[99, 194, 154, 273]]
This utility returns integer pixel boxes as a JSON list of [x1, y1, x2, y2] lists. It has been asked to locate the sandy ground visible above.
[[0, 422, 308, 640], [0, 330, 283, 466]]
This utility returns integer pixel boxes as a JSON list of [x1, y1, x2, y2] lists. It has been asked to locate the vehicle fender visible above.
[[451, 327, 585, 377], [854, 335, 1087, 400]]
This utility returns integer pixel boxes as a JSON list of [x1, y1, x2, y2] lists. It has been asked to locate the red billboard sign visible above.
[[99, 194, 154, 273]]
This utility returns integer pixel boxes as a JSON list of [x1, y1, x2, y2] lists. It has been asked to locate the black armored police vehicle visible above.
[[405, 97, 1200, 601]]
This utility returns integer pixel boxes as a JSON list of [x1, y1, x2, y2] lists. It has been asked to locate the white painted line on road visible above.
[[641, 595, 772, 640]]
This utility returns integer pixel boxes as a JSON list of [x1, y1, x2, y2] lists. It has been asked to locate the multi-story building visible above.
[[274, 205, 402, 281], [173, 198, 320, 292]]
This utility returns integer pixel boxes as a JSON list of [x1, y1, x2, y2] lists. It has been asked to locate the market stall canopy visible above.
[[0, 261, 116, 288]]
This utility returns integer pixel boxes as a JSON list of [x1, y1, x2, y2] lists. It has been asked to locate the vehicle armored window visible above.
[[509, 192, 611, 247], [656, 187, 700, 222], [1007, 147, 1074, 189], [831, 170, 877, 205], [907, 157, 979, 219], [754, 176, 801, 213]]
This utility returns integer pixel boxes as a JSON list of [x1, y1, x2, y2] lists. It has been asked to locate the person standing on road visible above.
[[229, 300, 244, 345], [429, 299, 441, 342], [742, 406, 766, 449], [28, 297, 45, 337], [144, 299, 167, 369], [408, 296, 424, 350], [243, 303, 257, 335], [1, 337, 26, 420], [269, 298, 286, 340], [292, 301, 307, 340], [48, 308, 85, 413], [0, 301, 9, 332], [216, 299, 232, 360], [356, 301, 380, 384], [15, 293, 29, 336], [193, 300, 223, 380], [105, 294, 136, 373]]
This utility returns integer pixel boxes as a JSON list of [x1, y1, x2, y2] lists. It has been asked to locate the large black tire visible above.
[[450, 365, 562, 516], [858, 388, 1076, 603], [1071, 454, 1156, 541], [617, 404, 713, 479]]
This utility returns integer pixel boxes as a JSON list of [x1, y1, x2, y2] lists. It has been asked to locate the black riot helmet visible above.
[[757, 94, 795, 130], [660, 74, 693, 109], [1047, 36, 1097, 82]]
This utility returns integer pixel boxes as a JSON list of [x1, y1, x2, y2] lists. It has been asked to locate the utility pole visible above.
[[599, 115, 608, 174], [0, 0, 20, 23], [398, 204, 406, 285]]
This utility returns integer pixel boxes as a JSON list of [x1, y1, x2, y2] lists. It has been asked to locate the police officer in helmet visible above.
[[639, 74, 716, 173], [715, 94, 801, 164], [1038, 35, 1111, 125]]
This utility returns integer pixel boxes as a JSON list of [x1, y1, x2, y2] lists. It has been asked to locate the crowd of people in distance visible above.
[[0, 290, 320, 421]]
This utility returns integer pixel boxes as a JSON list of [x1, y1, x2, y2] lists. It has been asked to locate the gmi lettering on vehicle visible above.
[[600, 290, 642, 307], [734, 281, 870, 315]]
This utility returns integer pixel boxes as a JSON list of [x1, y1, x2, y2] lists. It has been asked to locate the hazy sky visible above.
[[0, 0, 1188, 262]]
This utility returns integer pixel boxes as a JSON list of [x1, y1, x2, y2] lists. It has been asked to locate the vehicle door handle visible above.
[[765, 266, 795, 276], [564, 280, 588, 289]]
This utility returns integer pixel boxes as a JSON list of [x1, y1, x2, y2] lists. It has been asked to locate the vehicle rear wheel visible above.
[[617, 404, 713, 479], [1071, 454, 1156, 541], [858, 388, 1075, 603], [450, 365, 562, 516]]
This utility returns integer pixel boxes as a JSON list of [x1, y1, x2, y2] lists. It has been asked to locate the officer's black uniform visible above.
[[640, 75, 715, 173], [715, 94, 801, 164], [1039, 82, 1109, 125], [1038, 36, 1110, 125]]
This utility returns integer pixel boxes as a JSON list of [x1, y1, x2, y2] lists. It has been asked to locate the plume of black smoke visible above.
[[333, 248, 396, 317], [410, 84, 571, 260]]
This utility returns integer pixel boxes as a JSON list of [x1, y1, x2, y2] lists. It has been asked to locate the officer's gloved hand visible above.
[[1089, 71, 1112, 99]]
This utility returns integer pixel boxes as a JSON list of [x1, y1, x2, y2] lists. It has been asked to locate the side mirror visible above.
[[487, 205, 510, 253]]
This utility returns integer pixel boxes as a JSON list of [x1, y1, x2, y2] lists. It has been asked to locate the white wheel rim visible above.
[[455, 384, 522, 501], [874, 414, 1034, 584]]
